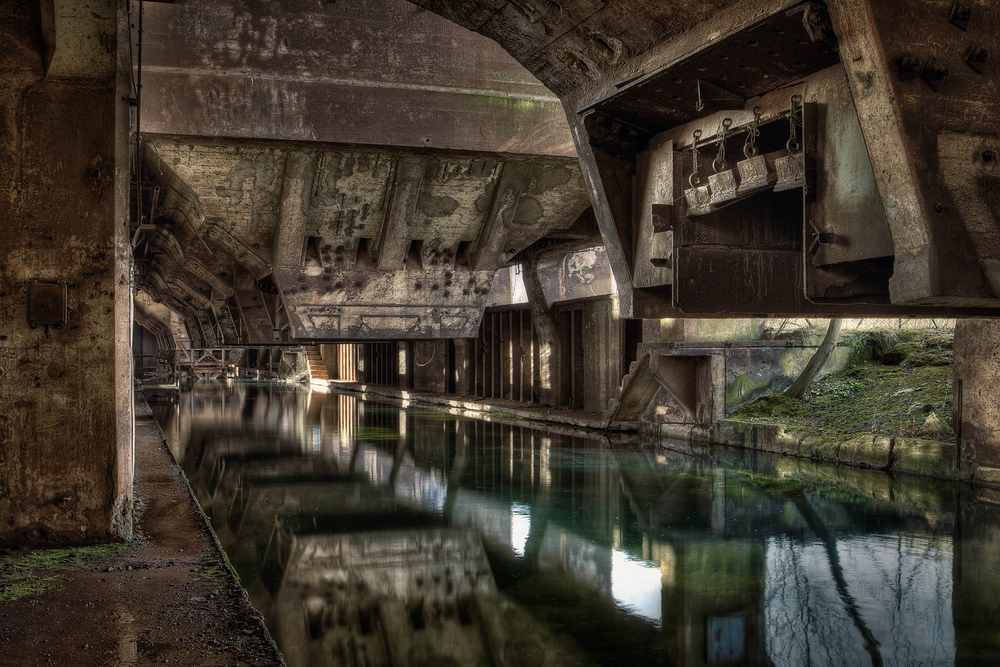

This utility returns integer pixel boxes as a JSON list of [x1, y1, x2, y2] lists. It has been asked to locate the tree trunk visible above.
[[784, 318, 843, 399]]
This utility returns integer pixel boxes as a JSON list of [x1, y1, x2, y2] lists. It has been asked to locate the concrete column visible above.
[[582, 298, 623, 413], [954, 319, 1000, 483], [412, 340, 447, 394], [0, 1, 133, 544]]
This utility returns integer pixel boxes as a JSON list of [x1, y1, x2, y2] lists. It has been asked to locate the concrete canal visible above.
[[149, 382, 997, 666]]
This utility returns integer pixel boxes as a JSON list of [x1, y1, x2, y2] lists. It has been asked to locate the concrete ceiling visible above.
[[135, 0, 597, 345]]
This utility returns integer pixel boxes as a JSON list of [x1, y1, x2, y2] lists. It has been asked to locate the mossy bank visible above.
[[709, 329, 964, 480]]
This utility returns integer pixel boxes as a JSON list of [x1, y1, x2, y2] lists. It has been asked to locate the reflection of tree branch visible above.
[[523, 508, 549, 571], [786, 490, 883, 667]]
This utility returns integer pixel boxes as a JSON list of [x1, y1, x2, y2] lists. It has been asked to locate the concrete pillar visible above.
[[582, 297, 623, 413], [412, 340, 447, 394], [524, 252, 563, 406], [954, 319, 1000, 483], [0, 1, 133, 544]]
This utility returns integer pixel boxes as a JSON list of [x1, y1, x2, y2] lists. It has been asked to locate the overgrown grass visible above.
[[844, 330, 901, 363]]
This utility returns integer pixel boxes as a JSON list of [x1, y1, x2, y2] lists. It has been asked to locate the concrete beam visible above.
[[139, 0, 574, 157], [826, 0, 934, 304], [373, 157, 426, 271], [273, 152, 318, 267], [470, 163, 528, 272], [565, 111, 635, 317]]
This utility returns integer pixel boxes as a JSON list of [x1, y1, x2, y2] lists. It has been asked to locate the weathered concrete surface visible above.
[[413, 0, 1000, 317], [954, 319, 1000, 484], [140, 137, 590, 341], [140, 0, 574, 156], [537, 247, 615, 308], [0, 1, 133, 544], [412, 340, 448, 394]]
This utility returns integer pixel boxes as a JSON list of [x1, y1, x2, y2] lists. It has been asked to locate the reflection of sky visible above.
[[511, 503, 531, 558], [765, 534, 954, 667], [611, 549, 662, 628]]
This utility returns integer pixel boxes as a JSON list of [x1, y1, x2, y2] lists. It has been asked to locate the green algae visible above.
[[727, 373, 770, 407], [353, 426, 400, 441], [199, 560, 230, 591], [0, 542, 130, 602]]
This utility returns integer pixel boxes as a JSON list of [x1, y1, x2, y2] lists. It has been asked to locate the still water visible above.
[[149, 382, 1000, 667]]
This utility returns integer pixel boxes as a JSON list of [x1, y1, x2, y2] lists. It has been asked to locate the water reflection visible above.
[[149, 382, 994, 666]]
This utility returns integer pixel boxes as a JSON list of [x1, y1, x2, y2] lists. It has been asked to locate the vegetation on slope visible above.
[[734, 330, 954, 442]]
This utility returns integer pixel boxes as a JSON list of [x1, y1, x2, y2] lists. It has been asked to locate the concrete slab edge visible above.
[[706, 418, 972, 483], [314, 381, 632, 432]]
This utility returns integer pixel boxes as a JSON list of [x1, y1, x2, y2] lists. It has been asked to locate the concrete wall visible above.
[[0, 1, 133, 544], [723, 345, 851, 412], [954, 319, 1000, 484], [643, 318, 763, 344]]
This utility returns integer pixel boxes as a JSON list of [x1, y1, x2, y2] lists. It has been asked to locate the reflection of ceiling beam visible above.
[[273, 152, 318, 266], [470, 163, 528, 272], [373, 157, 426, 271]]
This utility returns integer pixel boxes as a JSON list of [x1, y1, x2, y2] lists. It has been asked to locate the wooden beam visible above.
[[374, 157, 425, 271]]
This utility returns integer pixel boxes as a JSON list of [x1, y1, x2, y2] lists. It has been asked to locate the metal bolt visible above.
[[897, 54, 921, 81], [966, 43, 989, 74], [950, 2, 972, 31], [921, 57, 949, 92]]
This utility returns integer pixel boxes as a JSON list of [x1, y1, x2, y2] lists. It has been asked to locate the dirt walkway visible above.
[[0, 401, 284, 666]]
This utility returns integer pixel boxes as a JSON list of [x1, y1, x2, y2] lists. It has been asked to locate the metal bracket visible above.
[[28, 281, 67, 328]]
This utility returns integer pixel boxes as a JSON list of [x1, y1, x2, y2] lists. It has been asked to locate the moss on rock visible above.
[[737, 394, 808, 419], [882, 342, 921, 365]]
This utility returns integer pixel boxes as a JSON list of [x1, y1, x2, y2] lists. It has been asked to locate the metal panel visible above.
[[806, 72, 893, 267]]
